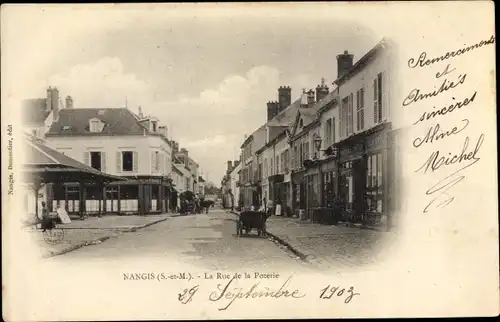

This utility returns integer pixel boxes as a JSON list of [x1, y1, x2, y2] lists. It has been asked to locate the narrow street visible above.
[[51, 209, 313, 271]]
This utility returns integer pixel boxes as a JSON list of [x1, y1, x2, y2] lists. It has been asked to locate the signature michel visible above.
[[415, 134, 484, 213], [208, 275, 305, 311]]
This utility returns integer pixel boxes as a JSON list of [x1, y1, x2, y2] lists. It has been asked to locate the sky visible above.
[[8, 5, 380, 184]]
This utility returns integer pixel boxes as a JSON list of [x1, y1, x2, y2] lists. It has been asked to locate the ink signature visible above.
[[415, 134, 484, 213]]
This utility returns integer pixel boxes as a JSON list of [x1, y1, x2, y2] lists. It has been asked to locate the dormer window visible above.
[[152, 121, 157, 132], [89, 118, 103, 133]]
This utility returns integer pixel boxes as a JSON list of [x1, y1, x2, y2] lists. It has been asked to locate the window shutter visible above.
[[349, 93, 353, 135], [116, 152, 121, 172], [332, 117, 336, 144], [83, 152, 90, 166], [374, 77, 379, 124], [356, 91, 360, 132], [133, 151, 139, 173], [101, 152, 107, 172]]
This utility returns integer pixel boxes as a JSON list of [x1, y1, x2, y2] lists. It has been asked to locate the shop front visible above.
[[290, 169, 305, 218], [319, 156, 339, 207], [337, 139, 365, 224], [364, 123, 391, 227]]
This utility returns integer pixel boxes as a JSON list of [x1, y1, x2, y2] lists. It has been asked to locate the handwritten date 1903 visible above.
[[319, 285, 360, 303]]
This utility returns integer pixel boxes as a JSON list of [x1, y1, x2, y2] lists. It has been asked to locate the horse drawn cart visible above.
[[236, 210, 270, 237]]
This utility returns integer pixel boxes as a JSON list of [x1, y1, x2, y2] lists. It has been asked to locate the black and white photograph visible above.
[[2, 2, 498, 320]]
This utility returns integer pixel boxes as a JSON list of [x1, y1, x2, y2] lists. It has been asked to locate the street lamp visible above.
[[313, 134, 322, 159]]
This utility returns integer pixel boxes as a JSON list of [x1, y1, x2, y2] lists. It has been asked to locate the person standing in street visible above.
[[41, 201, 54, 232]]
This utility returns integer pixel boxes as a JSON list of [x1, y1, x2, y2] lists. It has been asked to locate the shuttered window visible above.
[[347, 93, 353, 135], [356, 87, 365, 131], [84, 152, 90, 166], [374, 72, 383, 124], [101, 152, 107, 172]]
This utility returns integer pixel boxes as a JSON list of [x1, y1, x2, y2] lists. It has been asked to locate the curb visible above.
[[42, 236, 112, 259], [227, 210, 310, 263], [43, 217, 169, 258]]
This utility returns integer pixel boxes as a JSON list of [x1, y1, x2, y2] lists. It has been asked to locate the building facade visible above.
[[44, 106, 174, 215], [234, 38, 399, 230]]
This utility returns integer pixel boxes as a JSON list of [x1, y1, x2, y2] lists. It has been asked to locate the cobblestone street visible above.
[[35, 209, 399, 272]]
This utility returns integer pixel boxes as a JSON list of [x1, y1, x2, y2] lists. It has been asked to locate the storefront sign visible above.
[[366, 132, 386, 151], [339, 143, 363, 162]]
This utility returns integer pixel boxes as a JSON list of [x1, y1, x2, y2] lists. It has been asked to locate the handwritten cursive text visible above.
[[412, 91, 477, 125], [407, 35, 495, 68], [413, 119, 469, 148], [403, 73, 467, 107], [208, 275, 305, 311]]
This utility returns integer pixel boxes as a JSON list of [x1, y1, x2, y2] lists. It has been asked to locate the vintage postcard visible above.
[[2, 2, 498, 320]]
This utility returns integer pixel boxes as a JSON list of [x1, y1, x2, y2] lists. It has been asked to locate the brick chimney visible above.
[[300, 89, 308, 108], [307, 89, 315, 106], [278, 86, 291, 113], [267, 101, 279, 121], [316, 77, 329, 102], [180, 148, 189, 167], [337, 50, 354, 79], [46, 87, 52, 112], [65, 95, 73, 109], [48, 86, 60, 121], [227, 161, 232, 174]]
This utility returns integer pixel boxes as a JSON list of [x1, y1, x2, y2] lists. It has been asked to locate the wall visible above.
[[337, 51, 392, 140], [45, 135, 172, 177], [319, 104, 340, 152]]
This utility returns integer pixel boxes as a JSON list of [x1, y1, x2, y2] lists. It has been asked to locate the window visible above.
[[264, 159, 268, 178], [90, 152, 102, 171], [356, 88, 365, 131], [341, 96, 348, 137], [270, 158, 273, 175], [366, 153, 383, 213], [122, 151, 134, 172], [276, 155, 280, 174], [152, 121, 157, 132], [374, 72, 383, 124], [293, 146, 298, 169], [331, 117, 336, 144], [284, 149, 289, 172], [347, 93, 353, 135], [324, 118, 332, 147]]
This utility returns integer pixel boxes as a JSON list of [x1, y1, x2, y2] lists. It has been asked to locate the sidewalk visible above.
[[230, 210, 398, 270], [25, 214, 176, 258]]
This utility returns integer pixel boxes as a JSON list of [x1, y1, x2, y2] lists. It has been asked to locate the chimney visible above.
[[316, 77, 329, 102], [278, 86, 292, 112], [336, 50, 354, 79], [46, 86, 52, 112], [266, 101, 279, 121], [307, 89, 315, 106], [138, 106, 143, 118], [227, 161, 232, 173], [65, 95, 73, 109], [300, 89, 308, 108], [50, 87, 60, 121], [181, 148, 189, 166]]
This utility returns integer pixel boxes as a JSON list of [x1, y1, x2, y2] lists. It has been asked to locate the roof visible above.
[[22, 98, 50, 125], [297, 108, 317, 126], [172, 164, 184, 176], [333, 38, 390, 86], [46, 108, 149, 136], [267, 98, 301, 128], [24, 136, 125, 182], [198, 176, 206, 183]]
